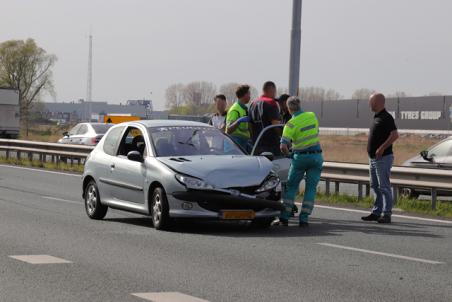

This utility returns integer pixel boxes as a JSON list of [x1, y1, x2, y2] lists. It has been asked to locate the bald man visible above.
[[362, 93, 399, 224]]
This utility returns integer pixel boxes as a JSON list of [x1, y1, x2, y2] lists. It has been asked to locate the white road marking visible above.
[[0, 164, 81, 177], [132, 292, 209, 302], [317, 243, 444, 265], [9, 255, 72, 264], [295, 202, 452, 225], [41, 196, 80, 204]]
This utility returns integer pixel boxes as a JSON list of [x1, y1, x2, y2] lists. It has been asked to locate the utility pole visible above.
[[86, 32, 93, 121], [288, 0, 302, 96]]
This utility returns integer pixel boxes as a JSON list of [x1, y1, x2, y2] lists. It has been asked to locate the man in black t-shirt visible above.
[[362, 93, 399, 224], [249, 81, 281, 155]]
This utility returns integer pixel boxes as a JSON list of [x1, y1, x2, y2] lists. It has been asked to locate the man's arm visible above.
[[226, 121, 240, 134], [226, 116, 249, 134], [225, 111, 239, 135], [375, 130, 399, 159], [280, 143, 290, 156]]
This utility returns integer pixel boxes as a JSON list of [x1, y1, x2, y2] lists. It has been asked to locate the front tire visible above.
[[151, 187, 172, 230], [84, 180, 108, 219], [251, 217, 275, 228]]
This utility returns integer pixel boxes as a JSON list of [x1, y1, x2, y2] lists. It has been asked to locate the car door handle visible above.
[[110, 163, 115, 168]]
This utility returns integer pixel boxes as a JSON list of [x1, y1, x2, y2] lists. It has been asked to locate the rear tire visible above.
[[401, 188, 420, 199], [251, 217, 275, 228], [151, 187, 172, 230], [84, 180, 108, 219]]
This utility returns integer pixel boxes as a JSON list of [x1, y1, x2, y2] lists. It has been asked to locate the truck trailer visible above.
[[0, 88, 20, 138]]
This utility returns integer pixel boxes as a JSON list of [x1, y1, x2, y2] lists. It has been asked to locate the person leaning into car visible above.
[[279, 96, 323, 227], [226, 85, 251, 151], [362, 93, 399, 224]]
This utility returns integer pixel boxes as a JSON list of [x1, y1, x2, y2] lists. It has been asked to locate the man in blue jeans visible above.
[[362, 93, 399, 224]]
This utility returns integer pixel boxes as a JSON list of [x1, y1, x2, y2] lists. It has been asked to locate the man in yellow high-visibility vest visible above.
[[279, 96, 323, 227], [226, 85, 251, 151]]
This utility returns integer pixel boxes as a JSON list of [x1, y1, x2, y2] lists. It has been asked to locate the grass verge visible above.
[[0, 156, 84, 173], [307, 192, 452, 219]]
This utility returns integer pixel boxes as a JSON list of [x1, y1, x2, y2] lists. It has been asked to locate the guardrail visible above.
[[0, 139, 451, 209], [0, 139, 94, 165], [322, 162, 452, 210]]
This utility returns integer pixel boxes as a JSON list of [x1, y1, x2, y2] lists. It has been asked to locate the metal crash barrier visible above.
[[321, 162, 452, 210], [0, 139, 94, 166], [0, 139, 451, 209]]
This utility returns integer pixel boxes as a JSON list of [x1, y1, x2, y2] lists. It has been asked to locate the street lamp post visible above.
[[288, 0, 302, 96]]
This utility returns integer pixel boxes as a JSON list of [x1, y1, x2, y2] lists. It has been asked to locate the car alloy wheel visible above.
[[152, 194, 162, 226], [151, 187, 171, 230], [84, 180, 108, 220]]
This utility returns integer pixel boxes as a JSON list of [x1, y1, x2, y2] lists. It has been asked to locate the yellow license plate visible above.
[[221, 210, 255, 220]]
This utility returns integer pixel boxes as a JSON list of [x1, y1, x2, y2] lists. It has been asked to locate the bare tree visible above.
[[219, 82, 240, 104], [351, 88, 375, 100], [165, 83, 185, 109], [277, 86, 289, 97], [387, 91, 409, 98], [324, 89, 342, 101], [250, 85, 259, 100], [425, 92, 443, 97], [183, 81, 217, 106], [0, 38, 57, 136], [299, 86, 342, 102]]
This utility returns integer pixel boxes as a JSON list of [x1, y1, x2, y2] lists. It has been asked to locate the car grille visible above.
[[196, 187, 281, 212], [227, 186, 260, 195]]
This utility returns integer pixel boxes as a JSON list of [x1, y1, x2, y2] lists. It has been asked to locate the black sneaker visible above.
[[377, 215, 391, 224], [272, 218, 289, 226], [361, 213, 380, 221], [299, 221, 309, 228]]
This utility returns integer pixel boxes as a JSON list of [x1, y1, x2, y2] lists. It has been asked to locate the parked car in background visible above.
[[402, 136, 452, 197], [82, 120, 287, 230], [58, 123, 113, 146]]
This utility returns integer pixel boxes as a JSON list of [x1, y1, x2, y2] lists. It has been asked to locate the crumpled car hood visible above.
[[158, 155, 272, 188]]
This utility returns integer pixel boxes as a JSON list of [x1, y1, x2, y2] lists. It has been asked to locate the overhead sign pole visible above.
[[288, 0, 302, 96]]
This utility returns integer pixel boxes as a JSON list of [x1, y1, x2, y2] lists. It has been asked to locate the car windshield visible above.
[[91, 124, 113, 134], [149, 126, 245, 157]]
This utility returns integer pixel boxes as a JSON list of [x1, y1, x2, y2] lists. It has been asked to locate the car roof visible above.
[[131, 120, 211, 128]]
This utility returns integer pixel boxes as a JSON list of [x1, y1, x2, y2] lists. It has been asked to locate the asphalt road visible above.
[[0, 164, 451, 302]]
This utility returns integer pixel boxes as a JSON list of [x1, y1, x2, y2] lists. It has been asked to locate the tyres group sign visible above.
[[302, 96, 452, 130]]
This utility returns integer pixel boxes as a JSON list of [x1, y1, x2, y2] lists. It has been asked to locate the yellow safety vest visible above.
[[282, 111, 320, 151], [226, 102, 250, 139]]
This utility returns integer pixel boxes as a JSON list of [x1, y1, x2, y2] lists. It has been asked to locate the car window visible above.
[[251, 124, 284, 158], [149, 126, 244, 157], [103, 126, 125, 156], [117, 127, 147, 157], [68, 124, 81, 136], [91, 124, 113, 134], [428, 139, 452, 158], [77, 124, 88, 135]]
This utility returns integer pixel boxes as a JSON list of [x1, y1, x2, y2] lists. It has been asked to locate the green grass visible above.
[[306, 192, 452, 219], [0, 156, 84, 173]]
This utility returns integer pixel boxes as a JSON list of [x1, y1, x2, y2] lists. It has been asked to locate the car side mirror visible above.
[[260, 151, 274, 161], [63, 131, 69, 137], [420, 150, 433, 162], [127, 151, 144, 163]]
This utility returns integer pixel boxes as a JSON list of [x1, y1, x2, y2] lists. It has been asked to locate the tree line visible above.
[[165, 83, 443, 115]]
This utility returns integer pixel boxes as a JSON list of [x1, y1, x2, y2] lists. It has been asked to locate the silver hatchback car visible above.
[[58, 123, 113, 146], [82, 120, 287, 230]]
